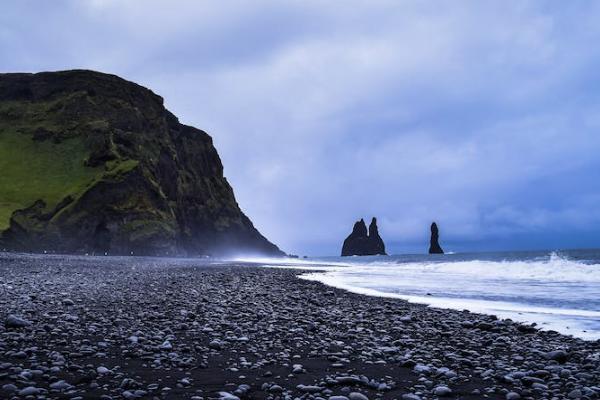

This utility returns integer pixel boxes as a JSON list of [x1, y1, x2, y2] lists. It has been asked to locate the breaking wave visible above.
[[257, 250, 600, 340]]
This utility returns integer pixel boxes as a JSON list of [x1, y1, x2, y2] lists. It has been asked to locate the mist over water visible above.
[[255, 249, 600, 340]]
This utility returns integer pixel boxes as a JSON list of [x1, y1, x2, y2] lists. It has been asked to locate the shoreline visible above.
[[1, 253, 599, 399], [295, 270, 600, 341], [259, 252, 600, 342]]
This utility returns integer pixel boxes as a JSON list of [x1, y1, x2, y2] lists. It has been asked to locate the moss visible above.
[[104, 159, 139, 177], [86, 119, 110, 131], [0, 130, 102, 230], [122, 219, 176, 243]]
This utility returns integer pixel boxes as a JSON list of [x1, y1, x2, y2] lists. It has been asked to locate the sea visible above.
[[249, 249, 600, 340]]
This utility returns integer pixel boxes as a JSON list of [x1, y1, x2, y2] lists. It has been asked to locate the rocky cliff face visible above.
[[341, 217, 387, 256], [0, 70, 283, 257], [428, 222, 444, 254]]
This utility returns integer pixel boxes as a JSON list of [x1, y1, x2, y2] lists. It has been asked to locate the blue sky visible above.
[[2, 1, 600, 255]]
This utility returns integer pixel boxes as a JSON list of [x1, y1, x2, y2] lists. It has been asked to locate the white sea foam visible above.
[[232, 255, 352, 268], [396, 253, 600, 283], [263, 252, 600, 282]]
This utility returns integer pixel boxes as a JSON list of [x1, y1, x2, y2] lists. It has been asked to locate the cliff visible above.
[[341, 217, 387, 256], [0, 70, 283, 257]]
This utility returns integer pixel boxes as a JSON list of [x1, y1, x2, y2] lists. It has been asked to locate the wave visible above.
[[232, 255, 354, 268], [299, 271, 600, 340], [253, 252, 600, 282], [395, 254, 599, 283], [254, 250, 600, 339]]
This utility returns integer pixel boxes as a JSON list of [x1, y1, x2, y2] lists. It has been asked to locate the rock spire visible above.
[[341, 217, 387, 256], [428, 222, 444, 254]]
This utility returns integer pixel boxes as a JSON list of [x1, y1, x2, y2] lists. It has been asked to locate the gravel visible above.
[[0, 252, 599, 399]]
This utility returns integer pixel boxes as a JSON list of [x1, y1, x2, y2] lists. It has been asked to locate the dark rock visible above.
[[428, 222, 444, 254], [368, 218, 386, 255], [341, 217, 387, 256], [517, 324, 538, 334], [341, 219, 368, 257], [0, 70, 283, 257], [543, 350, 569, 364], [5, 314, 32, 328]]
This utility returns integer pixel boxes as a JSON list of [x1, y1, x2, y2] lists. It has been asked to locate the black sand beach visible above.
[[1, 253, 599, 399]]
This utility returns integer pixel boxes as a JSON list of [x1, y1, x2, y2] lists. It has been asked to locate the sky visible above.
[[2, 1, 600, 256]]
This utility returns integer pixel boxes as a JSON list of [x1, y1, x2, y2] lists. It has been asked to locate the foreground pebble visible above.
[[4, 314, 31, 328]]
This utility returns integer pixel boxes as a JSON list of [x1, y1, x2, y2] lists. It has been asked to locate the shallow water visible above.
[[251, 249, 600, 340]]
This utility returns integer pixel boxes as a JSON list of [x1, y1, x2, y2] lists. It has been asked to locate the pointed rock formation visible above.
[[341, 217, 387, 256], [429, 222, 444, 254], [368, 217, 386, 255], [341, 219, 368, 257]]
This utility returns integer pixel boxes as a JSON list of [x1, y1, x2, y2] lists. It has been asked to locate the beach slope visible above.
[[1, 253, 598, 399]]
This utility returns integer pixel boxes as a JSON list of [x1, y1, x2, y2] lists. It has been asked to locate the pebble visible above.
[[298, 384, 325, 393], [159, 340, 173, 350], [2, 384, 18, 392], [544, 349, 569, 363], [209, 339, 223, 350], [50, 380, 73, 390], [292, 363, 304, 373], [218, 392, 240, 400], [5, 314, 31, 328], [18, 386, 41, 396], [349, 392, 369, 400], [433, 385, 452, 396], [269, 385, 283, 393], [568, 389, 583, 399], [97, 366, 111, 374], [0, 253, 597, 400]]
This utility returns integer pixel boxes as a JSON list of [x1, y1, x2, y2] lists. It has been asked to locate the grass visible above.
[[0, 94, 146, 231], [105, 158, 139, 177], [0, 130, 102, 230]]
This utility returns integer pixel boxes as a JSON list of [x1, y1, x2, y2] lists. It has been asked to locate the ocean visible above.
[[252, 249, 600, 340]]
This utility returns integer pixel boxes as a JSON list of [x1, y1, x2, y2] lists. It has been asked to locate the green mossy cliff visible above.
[[0, 70, 283, 256]]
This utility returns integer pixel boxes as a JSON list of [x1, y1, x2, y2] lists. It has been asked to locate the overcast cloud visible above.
[[2, 1, 600, 255]]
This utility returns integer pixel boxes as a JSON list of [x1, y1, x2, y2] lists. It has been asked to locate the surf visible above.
[[259, 250, 600, 340]]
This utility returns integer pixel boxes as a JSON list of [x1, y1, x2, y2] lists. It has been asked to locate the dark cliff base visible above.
[[1, 254, 599, 400]]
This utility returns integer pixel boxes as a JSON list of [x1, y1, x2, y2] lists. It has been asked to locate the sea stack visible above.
[[429, 222, 444, 254], [368, 217, 386, 255], [341, 217, 387, 256]]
